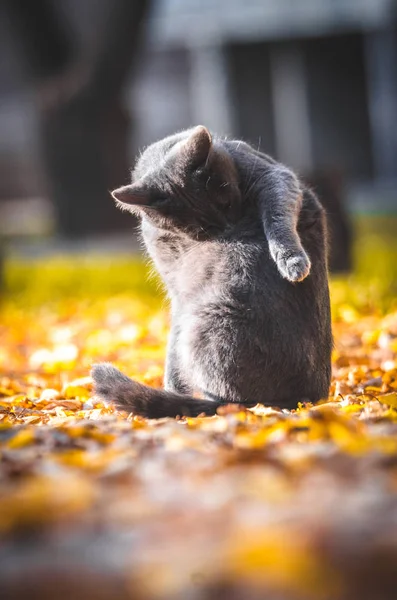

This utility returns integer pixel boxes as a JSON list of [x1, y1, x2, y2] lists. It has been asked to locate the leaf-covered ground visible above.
[[1, 244, 397, 600]]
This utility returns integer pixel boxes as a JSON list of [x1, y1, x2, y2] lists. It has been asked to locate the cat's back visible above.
[[178, 217, 329, 346]]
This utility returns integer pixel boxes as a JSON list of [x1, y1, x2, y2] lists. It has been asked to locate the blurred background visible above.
[[0, 0, 397, 281], [2, 5, 397, 598]]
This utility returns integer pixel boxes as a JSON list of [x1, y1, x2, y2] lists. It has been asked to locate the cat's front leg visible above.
[[164, 324, 192, 394], [228, 141, 311, 283], [258, 165, 311, 283]]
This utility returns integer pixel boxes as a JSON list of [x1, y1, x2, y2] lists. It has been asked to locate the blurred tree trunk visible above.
[[5, 0, 151, 237], [304, 170, 353, 273]]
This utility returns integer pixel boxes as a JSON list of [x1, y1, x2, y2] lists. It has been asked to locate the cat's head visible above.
[[111, 126, 241, 237]]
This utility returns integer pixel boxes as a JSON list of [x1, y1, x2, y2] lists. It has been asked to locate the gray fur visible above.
[[92, 126, 332, 418]]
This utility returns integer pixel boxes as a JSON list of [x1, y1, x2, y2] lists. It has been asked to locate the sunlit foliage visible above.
[[1, 227, 397, 598]]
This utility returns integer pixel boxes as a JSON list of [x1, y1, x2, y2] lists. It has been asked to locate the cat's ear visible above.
[[111, 183, 149, 206], [179, 125, 212, 170]]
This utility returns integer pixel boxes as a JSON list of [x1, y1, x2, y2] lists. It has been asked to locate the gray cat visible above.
[[92, 126, 332, 418]]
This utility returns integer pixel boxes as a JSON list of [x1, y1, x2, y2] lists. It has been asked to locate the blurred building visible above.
[[135, 0, 397, 212], [1, 0, 397, 233]]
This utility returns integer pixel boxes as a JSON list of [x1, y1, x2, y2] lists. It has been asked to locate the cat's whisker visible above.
[[243, 154, 261, 197], [244, 173, 263, 200]]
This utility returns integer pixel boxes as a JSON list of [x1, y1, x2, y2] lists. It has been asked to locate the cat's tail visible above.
[[91, 363, 222, 418]]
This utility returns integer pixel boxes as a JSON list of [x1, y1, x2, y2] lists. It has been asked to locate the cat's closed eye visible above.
[[150, 194, 170, 208]]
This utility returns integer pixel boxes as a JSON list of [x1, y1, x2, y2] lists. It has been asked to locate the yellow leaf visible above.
[[40, 389, 61, 401], [224, 526, 340, 598], [63, 384, 91, 400], [380, 393, 397, 408], [63, 376, 92, 400], [0, 475, 94, 533], [7, 427, 36, 449]]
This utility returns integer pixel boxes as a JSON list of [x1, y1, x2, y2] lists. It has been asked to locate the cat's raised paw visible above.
[[278, 253, 311, 283]]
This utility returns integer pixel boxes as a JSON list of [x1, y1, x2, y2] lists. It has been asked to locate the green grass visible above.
[[4, 256, 162, 308], [3, 216, 397, 314], [331, 215, 397, 315]]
